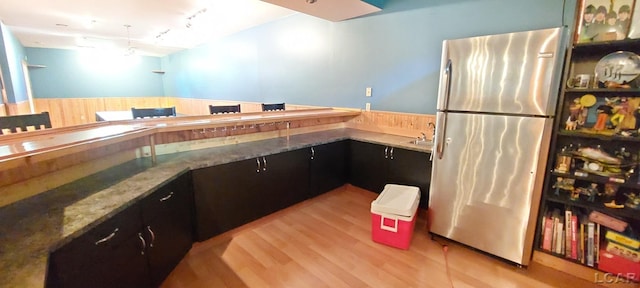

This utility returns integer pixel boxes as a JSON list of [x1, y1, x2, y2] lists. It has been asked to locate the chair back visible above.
[[131, 107, 176, 119], [0, 112, 52, 135], [209, 104, 241, 114], [261, 103, 285, 111]]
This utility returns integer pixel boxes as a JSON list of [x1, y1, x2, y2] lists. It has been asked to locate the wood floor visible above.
[[161, 185, 603, 288]]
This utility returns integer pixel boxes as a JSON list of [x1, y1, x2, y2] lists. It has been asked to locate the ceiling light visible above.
[[306, 0, 317, 3], [185, 8, 208, 29]]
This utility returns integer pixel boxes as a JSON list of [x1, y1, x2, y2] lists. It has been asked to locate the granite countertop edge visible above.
[[0, 128, 432, 288]]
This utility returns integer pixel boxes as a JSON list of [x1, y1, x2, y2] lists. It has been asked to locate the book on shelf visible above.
[[565, 210, 572, 259], [587, 222, 595, 267], [589, 211, 628, 233], [606, 241, 640, 263], [605, 230, 640, 250], [571, 214, 578, 260], [542, 214, 554, 251], [555, 221, 565, 255], [580, 222, 585, 263], [595, 223, 600, 264]]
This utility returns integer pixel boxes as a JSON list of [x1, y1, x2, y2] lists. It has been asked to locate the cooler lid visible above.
[[371, 184, 420, 217]]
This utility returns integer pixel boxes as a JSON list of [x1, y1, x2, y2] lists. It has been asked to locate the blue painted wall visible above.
[[25, 48, 164, 98], [0, 22, 29, 103], [163, 0, 577, 114]]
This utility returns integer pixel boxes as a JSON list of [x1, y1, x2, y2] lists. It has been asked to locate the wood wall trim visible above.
[[532, 251, 638, 287]]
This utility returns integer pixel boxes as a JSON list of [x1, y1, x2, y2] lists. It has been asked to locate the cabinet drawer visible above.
[[51, 202, 142, 262], [141, 174, 191, 223]]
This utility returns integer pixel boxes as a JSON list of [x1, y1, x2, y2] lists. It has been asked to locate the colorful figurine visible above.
[[583, 183, 600, 202]]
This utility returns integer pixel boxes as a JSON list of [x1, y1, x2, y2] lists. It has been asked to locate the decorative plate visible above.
[[594, 51, 640, 84]]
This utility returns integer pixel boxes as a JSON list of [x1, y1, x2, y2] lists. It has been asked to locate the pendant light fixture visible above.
[[124, 24, 135, 56]]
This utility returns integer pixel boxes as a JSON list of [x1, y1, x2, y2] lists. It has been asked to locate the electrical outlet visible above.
[[365, 87, 372, 97], [365, 103, 371, 111]]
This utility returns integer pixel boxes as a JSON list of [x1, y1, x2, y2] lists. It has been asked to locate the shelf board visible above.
[[573, 38, 640, 53], [557, 130, 640, 142], [532, 251, 639, 288], [551, 171, 636, 188], [545, 188, 640, 221], [565, 88, 640, 93]]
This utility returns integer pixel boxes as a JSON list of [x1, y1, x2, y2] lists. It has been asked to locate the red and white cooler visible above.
[[371, 184, 420, 250]]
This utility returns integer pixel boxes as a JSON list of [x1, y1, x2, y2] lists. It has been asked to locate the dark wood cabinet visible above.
[[142, 173, 194, 287], [46, 172, 194, 288], [349, 140, 389, 193], [386, 146, 432, 208], [309, 140, 349, 198], [349, 140, 431, 207], [193, 149, 310, 241]]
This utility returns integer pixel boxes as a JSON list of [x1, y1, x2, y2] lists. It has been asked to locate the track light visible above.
[[185, 8, 207, 29]]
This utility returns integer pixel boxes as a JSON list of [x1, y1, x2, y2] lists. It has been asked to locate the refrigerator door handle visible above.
[[442, 59, 452, 111], [436, 112, 448, 160]]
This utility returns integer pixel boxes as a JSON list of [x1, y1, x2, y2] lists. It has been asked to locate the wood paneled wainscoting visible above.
[[32, 97, 321, 128], [30, 97, 434, 140], [346, 110, 436, 139]]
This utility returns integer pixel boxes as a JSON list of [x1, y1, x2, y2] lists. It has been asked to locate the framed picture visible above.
[[575, 0, 635, 43], [628, 1, 640, 38]]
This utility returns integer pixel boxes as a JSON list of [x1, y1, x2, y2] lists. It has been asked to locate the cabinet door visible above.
[[309, 141, 348, 197], [349, 140, 388, 193], [193, 159, 262, 240], [263, 149, 310, 212], [386, 148, 432, 208], [46, 204, 149, 288], [142, 172, 194, 287]]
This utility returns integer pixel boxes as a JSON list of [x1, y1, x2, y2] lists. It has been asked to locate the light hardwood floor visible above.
[[161, 185, 604, 288]]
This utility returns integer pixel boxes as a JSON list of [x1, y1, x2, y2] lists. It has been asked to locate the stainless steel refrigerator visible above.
[[429, 27, 567, 266]]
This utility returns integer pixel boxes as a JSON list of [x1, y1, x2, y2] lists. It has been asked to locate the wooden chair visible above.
[[261, 103, 285, 111], [131, 107, 176, 119], [209, 104, 241, 114], [0, 112, 52, 135]]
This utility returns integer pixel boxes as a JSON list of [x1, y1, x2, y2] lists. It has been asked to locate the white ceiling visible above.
[[0, 0, 383, 57], [0, 0, 297, 57]]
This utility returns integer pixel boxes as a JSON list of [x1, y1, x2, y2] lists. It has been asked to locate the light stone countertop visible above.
[[0, 128, 432, 288]]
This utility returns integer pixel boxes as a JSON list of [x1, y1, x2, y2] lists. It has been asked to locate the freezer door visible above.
[[429, 112, 552, 265], [437, 27, 565, 116]]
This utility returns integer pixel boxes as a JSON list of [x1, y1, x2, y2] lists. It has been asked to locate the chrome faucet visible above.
[[428, 122, 436, 140]]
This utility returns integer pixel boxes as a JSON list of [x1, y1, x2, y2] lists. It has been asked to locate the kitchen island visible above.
[[0, 108, 432, 287]]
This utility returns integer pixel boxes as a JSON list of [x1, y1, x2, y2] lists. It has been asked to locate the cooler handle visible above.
[[380, 216, 398, 233]]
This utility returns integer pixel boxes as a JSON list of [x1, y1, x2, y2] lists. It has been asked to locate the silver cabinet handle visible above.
[[390, 147, 394, 160], [95, 228, 119, 245], [138, 232, 146, 255], [146, 226, 155, 248], [262, 157, 267, 171], [256, 158, 261, 173], [384, 146, 388, 159], [311, 147, 315, 160], [159, 192, 174, 202]]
